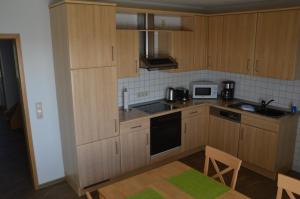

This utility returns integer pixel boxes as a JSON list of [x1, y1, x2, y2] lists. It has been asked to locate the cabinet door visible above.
[[120, 129, 150, 173], [66, 4, 116, 68], [254, 10, 300, 80], [116, 30, 139, 78], [222, 14, 257, 74], [172, 31, 195, 72], [208, 115, 240, 156], [72, 67, 119, 145], [194, 16, 208, 70], [77, 137, 121, 188], [208, 16, 224, 71], [238, 124, 278, 171], [183, 112, 209, 151]]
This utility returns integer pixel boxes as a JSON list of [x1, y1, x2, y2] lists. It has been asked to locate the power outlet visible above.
[[36, 102, 43, 119], [137, 91, 149, 98]]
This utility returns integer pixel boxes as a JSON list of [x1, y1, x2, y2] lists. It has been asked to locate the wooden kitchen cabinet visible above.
[[208, 16, 224, 71], [208, 115, 240, 156], [172, 31, 195, 72], [66, 3, 116, 68], [182, 106, 209, 151], [71, 67, 119, 145], [254, 9, 300, 80], [77, 136, 121, 188], [116, 30, 139, 78], [238, 124, 277, 172], [222, 13, 257, 74], [120, 119, 150, 173], [194, 16, 208, 70]]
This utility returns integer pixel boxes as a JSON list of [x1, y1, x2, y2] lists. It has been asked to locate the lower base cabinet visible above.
[[208, 115, 240, 156], [238, 124, 277, 171], [182, 106, 209, 151], [120, 119, 150, 173], [77, 136, 121, 188]]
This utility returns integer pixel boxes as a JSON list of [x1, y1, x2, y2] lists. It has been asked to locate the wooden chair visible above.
[[276, 173, 300, 199], [85, 192, 93, 199], [204, 145, 242, 190]]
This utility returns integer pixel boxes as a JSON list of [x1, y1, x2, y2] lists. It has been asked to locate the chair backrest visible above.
[[204, 145, 242, 189], [86, 192, 93, 199], [276, 173, 300, 199]]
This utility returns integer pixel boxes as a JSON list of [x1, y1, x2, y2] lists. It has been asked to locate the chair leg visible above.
[[204, 156, 209, 176], [276, 188, 283, 199]]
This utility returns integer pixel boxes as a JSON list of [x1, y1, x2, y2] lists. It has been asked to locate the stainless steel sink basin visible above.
[[228, 102, 288, 118]]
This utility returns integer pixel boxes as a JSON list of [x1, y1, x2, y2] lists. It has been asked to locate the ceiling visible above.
[[106, 0, 300, 12]]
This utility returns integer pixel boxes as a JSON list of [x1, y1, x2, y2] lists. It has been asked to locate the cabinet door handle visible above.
[[115, 119, 118, 133], [115, 141, 119, 155], [246, 59, 250, 72], [146, 133, 149, 145], [112, 46, 115, 61], [131, 125, 142, 129], [255, 60, 259, 73], [184, 123, 187, 134], [136, 60, 139, 73]]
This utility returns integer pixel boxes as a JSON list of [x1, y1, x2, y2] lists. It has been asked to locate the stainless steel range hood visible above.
[[139, 14, 178, 71]]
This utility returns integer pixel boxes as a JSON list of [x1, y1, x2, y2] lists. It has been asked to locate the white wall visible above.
[[0, 0, 64, 184]]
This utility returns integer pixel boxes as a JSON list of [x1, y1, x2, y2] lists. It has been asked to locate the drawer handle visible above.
[[190, 111, 198, 114], [131, 125, 142, 129]]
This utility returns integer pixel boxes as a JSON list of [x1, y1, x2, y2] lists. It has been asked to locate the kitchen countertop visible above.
[[119, 98, 297, 123]]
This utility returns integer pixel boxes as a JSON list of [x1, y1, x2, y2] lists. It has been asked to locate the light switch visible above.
[[36, 102, 43, 119]]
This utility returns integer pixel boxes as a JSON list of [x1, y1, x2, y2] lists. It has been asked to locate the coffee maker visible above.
[[221, 81, 235, 100]]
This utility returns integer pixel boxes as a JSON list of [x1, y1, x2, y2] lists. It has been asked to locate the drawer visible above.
[[182, 106, 208, 118], [120, 118, 150, 134], [242, 114, 279, 132]]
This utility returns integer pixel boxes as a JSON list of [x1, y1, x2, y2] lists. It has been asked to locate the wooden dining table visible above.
[[98, 161, 250, 199]]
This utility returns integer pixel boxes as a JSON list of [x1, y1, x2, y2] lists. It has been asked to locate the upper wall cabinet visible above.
[[116, 30, 139, 78], [66, 4, 116, 69], [208, 16, 224, 71], [222, 14, 257, 75], [194, 16, 208, 70], [254, 10, 300, 80]]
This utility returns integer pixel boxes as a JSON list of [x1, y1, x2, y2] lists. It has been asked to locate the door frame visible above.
[[0, 34, 39, 189]]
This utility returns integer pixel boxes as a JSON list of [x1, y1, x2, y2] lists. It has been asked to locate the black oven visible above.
[[150, 112, 181, 156]]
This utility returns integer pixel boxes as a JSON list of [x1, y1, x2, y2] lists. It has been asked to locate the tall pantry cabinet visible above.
[[50, 1, 120, 194]]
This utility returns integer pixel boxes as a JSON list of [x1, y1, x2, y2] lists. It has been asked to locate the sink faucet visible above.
[[261, 99, 275, 110]]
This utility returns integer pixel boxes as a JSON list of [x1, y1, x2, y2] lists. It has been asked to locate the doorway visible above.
[[0, 34, 38, 192]]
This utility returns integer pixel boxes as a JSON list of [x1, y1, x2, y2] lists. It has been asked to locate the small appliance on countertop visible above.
[[165, 87, 176, 102], [221, 80, 235, 100], [190, 81, 218, 99], [175, 87, 189, 102]]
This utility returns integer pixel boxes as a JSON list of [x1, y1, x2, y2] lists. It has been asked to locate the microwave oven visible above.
[[190, 81, 218, 99]]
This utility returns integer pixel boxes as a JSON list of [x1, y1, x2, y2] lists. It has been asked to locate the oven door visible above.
[[150, 112, 181, 156]]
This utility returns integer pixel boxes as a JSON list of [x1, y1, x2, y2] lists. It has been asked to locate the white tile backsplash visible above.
[[118, 69, 300, 172]]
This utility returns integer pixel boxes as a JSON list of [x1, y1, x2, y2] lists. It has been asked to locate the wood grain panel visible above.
[[116, 30, 139, 78], [208, 115, 240, 156], [242, 114, 279, 132], [71, 67, 119, 145], [238, 124, 278, 171], [254, 9, 300, 80], [194, 16, 208, 69], [66, 4, 116, 68], [77, 137, 121, 188], [222, 13, 257, 74]]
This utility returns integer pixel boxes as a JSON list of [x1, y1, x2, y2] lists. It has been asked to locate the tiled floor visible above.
[[1, 120, 299, 199]]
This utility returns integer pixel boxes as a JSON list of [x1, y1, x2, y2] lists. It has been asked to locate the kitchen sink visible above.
[[228, 102, 288, 118]]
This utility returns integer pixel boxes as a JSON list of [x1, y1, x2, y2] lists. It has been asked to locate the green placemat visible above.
[[126, 188, 164, 199], [168, 169, 230, 199]]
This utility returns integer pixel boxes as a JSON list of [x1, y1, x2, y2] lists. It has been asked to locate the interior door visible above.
[[222, 13, 257, 74], [67, 4, 116, 68], [77, 136, 121, 188], [238, 124, 277, 171], [208, 115, 240, 156], [254, 10, 300, 79], [72, 67, 119, 145]]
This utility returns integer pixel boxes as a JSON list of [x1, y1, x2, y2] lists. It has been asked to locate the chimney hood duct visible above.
[[139, 13, 178, 71]]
